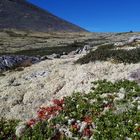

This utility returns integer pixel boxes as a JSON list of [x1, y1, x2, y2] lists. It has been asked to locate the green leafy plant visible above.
[[0, 118, 19, 140]]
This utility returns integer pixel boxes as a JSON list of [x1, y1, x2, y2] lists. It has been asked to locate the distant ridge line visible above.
[[0, 0, 87, 32]]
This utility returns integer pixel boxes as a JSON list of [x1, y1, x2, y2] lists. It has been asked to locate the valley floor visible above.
[[0, 53, 139, 120], [0, 31, 140, 139]]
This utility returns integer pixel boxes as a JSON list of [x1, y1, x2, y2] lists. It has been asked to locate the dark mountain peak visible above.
[[0, 0, 87, 32], [11, 0, 24, 1]]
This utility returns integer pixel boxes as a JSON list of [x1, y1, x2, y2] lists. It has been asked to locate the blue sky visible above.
[[27, 0, 140, 32]]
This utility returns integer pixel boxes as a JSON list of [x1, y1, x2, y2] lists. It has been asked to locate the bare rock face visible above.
[[0, 0, 87, 32], [68, 45, 92, 55], [0, 55, 40, 71], [130, 68, 140, 83]]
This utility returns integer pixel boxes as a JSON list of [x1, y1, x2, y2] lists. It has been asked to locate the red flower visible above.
[[27, 98, 65, 128], [52, 99, 64, 106], [37, 107, 48, 119], [53, 106, 63, 111], [72, 123, 79, 130], [37, 105, 63, 120], [103, 103, 113, 108], [84, 116, 92, 124], [137, 127, 140, 132], [27, 119, 36, 127], [45, 107, 54, 113], [83, 128, 92, 137]]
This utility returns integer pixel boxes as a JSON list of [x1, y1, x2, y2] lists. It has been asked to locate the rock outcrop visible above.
[[0, 55, 40, 71], [68, 45, 92, 55]]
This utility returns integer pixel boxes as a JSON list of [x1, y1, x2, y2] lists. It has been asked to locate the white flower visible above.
[[128, 120, 132, 123], [48, 115, 54, 122], [79, 121, 87, 133], [68, 118, 75, 125], [89, 136, 95, 140], [115, 92, 125, 101], [90, 99, 97, 104], [65, 116, 69, 119], [103, 100, 108, 104], [100, 93, 108, 98], [137, 105, 140, 110], [76, 104, 79, 108], [76, 120, 81, 124], [125, 137, 132, 140], [102, 107, 110, 115], [15, 123, 26, 138], [119, 88, 126, 94], [118, 93, 125, 99], [59, 127, 73, 138], [135, 123, 138, 126], [132, 97, 140, 103], [91, 122, 96, 129]]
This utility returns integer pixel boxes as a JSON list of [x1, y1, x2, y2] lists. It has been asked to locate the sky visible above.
[[27, 0, 140, 32]]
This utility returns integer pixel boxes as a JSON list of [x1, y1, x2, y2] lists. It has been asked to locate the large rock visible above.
[[24, 70, 49, 80], [0, 55, 40, 71], [128, 36, 140, 43], [68, 45, 92, 55], [47, 53, 61, 59], [130, 68, 140, 83], [82, 45, 92, 54]]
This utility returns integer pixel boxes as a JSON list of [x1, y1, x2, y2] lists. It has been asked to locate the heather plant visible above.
[[76, 43, 140, 64]]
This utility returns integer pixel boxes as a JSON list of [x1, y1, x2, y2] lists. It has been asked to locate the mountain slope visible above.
[[0, 0, 87, 32]]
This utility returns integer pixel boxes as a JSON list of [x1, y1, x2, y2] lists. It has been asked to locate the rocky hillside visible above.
[[0, 0, 86, 32]]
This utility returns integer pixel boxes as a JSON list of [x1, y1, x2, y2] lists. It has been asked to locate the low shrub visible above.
[[19, 59, 32, 67], [1, 80, 140, 139], [0, 41, 84, 57], [0, 73, 6, 77], [0, 118, 19, 140], [76, 44, 140, 64]]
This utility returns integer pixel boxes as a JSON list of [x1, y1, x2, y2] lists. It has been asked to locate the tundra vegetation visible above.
[[1, 30, 140, 139], [0, 80, 140, 139], [76, 43, 140, 64]]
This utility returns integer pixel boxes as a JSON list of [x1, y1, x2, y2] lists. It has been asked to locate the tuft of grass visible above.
[[76, 43, 140, 64]]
